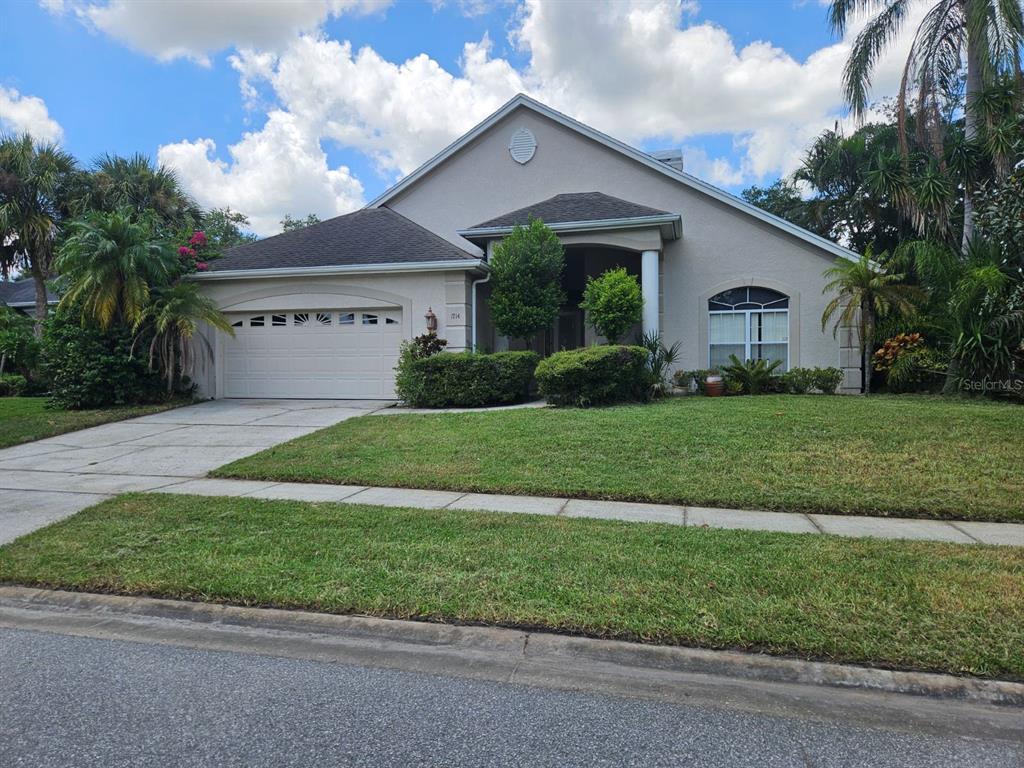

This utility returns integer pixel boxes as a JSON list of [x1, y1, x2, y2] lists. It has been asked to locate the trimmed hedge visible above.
[[395, 350, 539, 408], [536, 345, 650, 407]]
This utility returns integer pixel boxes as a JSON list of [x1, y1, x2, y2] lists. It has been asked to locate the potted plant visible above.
[[705, 371, 724, 397]]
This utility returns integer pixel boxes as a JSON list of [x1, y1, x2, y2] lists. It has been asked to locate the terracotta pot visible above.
[[705, 376, 725, 397]]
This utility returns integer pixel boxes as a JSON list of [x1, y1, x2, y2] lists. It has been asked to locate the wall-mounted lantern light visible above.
[[424, 307, 438, 333]]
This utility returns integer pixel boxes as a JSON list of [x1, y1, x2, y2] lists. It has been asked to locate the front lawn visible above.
[[1, 493, 1020, 678], [0, 397, 185, 449], [215, 395, 1024, 523]]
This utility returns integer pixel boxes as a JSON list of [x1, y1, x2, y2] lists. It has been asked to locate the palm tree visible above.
[[85, 153, 200, 234], [55, 210, 176, 329], [138, 281, 234, 394], [0, 134, 79, 336], [822, 251, 922, 392], [830, 0, 1024, 249]]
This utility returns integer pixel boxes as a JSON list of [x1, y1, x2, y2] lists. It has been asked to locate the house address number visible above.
[[448, 310, 463, 323]]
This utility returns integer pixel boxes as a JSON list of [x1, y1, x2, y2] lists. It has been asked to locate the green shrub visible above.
[[0, 373, 27, 397], [722, 355, 783, 395], [780, 368, 816, 394], [579, 267, 644, 343], [43, 309, 167, 410], [395, 349, 538, 408], [535, 345, 650, 407], [0, 307, 41, 380], [811, 367, 844, 395]]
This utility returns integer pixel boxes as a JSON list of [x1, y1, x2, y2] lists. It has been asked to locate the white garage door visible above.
[[223, 309, 404, 399]]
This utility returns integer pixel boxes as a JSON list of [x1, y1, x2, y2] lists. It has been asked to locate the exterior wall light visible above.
[[424, 307, 438, 333]]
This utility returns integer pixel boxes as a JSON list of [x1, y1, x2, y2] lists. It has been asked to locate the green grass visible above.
[[0, 397, 186, 449], [1, 492, 1021, 678], [215, 395, 1024, 523]]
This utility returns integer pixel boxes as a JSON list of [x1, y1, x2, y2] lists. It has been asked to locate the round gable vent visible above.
[[509, 128, 537, 164]]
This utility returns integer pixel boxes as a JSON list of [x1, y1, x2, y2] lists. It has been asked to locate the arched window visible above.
[[708, 287, 789, 371]]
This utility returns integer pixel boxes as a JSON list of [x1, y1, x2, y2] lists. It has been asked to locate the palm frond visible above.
[[844, 1, 912, 116]]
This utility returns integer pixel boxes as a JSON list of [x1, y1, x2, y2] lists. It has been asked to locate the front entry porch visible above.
[[458, 191, 679, 354], [513, 245, 652, 355]]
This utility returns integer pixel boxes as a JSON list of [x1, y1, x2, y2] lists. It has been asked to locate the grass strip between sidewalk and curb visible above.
[[0, 397, 189, 449], [211, 395, 1024, 523], [1, 493, 1021, 679]]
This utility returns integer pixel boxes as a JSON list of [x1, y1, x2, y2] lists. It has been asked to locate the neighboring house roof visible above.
[[469, 192, 672, 229], [368, 93, 859, 263], [199, 208, 481, 278], [0, 278, 57, 308]]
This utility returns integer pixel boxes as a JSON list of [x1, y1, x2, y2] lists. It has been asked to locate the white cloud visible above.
[[157, 111, 364, 236], [45, 0, 392, 65], [241, 33, 526, 177], [137, 0, 925, 235], [513, 0, 924, 181], [0, 87, 64, 143]]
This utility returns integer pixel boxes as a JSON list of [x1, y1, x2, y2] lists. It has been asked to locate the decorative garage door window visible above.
[[231, 310, 401, 329], [708, 287, 789, 371]]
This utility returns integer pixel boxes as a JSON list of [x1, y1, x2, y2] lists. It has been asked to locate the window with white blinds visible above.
[[708, 287, 789, 370]]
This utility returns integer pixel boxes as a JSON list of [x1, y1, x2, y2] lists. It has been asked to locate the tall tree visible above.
[[794, 121, 917, 252], [488, 218, 566, 344], [55, 210, 176, 330], [85, 153, 200, 234], [280, 213, 322, 232], [741, 180, 823, 236], [822, 251, 921, 392], [0, 134, 79, 337], [200, 208, 258, 252], [830, 0, 1024, 249]]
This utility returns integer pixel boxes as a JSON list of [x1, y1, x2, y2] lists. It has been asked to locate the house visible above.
[[192, 94, 861, 400], [0, 278, 57, 316]]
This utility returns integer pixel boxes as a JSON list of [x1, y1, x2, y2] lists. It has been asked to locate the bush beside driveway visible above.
[[1, 492, 1021, 679], [214, 395, 1024, 523]]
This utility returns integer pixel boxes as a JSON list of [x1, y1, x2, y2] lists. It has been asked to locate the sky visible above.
[[1, 0, 921, 236]]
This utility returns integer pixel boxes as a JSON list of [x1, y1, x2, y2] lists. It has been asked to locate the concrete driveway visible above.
[[0, 399, 389, 544]]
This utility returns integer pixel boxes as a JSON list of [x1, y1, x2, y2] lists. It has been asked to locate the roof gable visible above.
[[368, 94, 858, 263]]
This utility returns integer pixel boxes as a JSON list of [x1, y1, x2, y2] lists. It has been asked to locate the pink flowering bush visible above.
[[176, 231, 216, 275]]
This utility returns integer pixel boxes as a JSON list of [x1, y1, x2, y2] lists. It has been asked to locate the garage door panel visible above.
[[223, 309, 404, 399]]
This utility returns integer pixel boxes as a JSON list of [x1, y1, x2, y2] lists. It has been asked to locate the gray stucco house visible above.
[[193, 94, 861, 400]]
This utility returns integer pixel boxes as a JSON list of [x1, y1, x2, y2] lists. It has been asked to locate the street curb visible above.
[[1, 586, 1022, 709]]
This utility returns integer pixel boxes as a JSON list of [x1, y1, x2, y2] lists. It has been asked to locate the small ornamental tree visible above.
[[488, 218, 565, 343], [579, 267, 643, 343]]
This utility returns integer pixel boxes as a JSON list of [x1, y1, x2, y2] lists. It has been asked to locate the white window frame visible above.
[[708, 307, 790, 370]]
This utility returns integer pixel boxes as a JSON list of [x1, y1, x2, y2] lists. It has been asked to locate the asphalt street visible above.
[[1, 627, 1020, 768]]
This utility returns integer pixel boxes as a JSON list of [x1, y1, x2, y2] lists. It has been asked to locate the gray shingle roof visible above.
[[210, 207, 477, 272], [0, 278, 57, 307], [468, 192, 673, 230]]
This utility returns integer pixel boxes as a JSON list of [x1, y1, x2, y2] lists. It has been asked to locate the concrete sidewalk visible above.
[[150, 477, 1024, 547]]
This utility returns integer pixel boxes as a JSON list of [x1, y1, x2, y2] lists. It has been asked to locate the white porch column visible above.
[[641, 249, 660, 336]]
